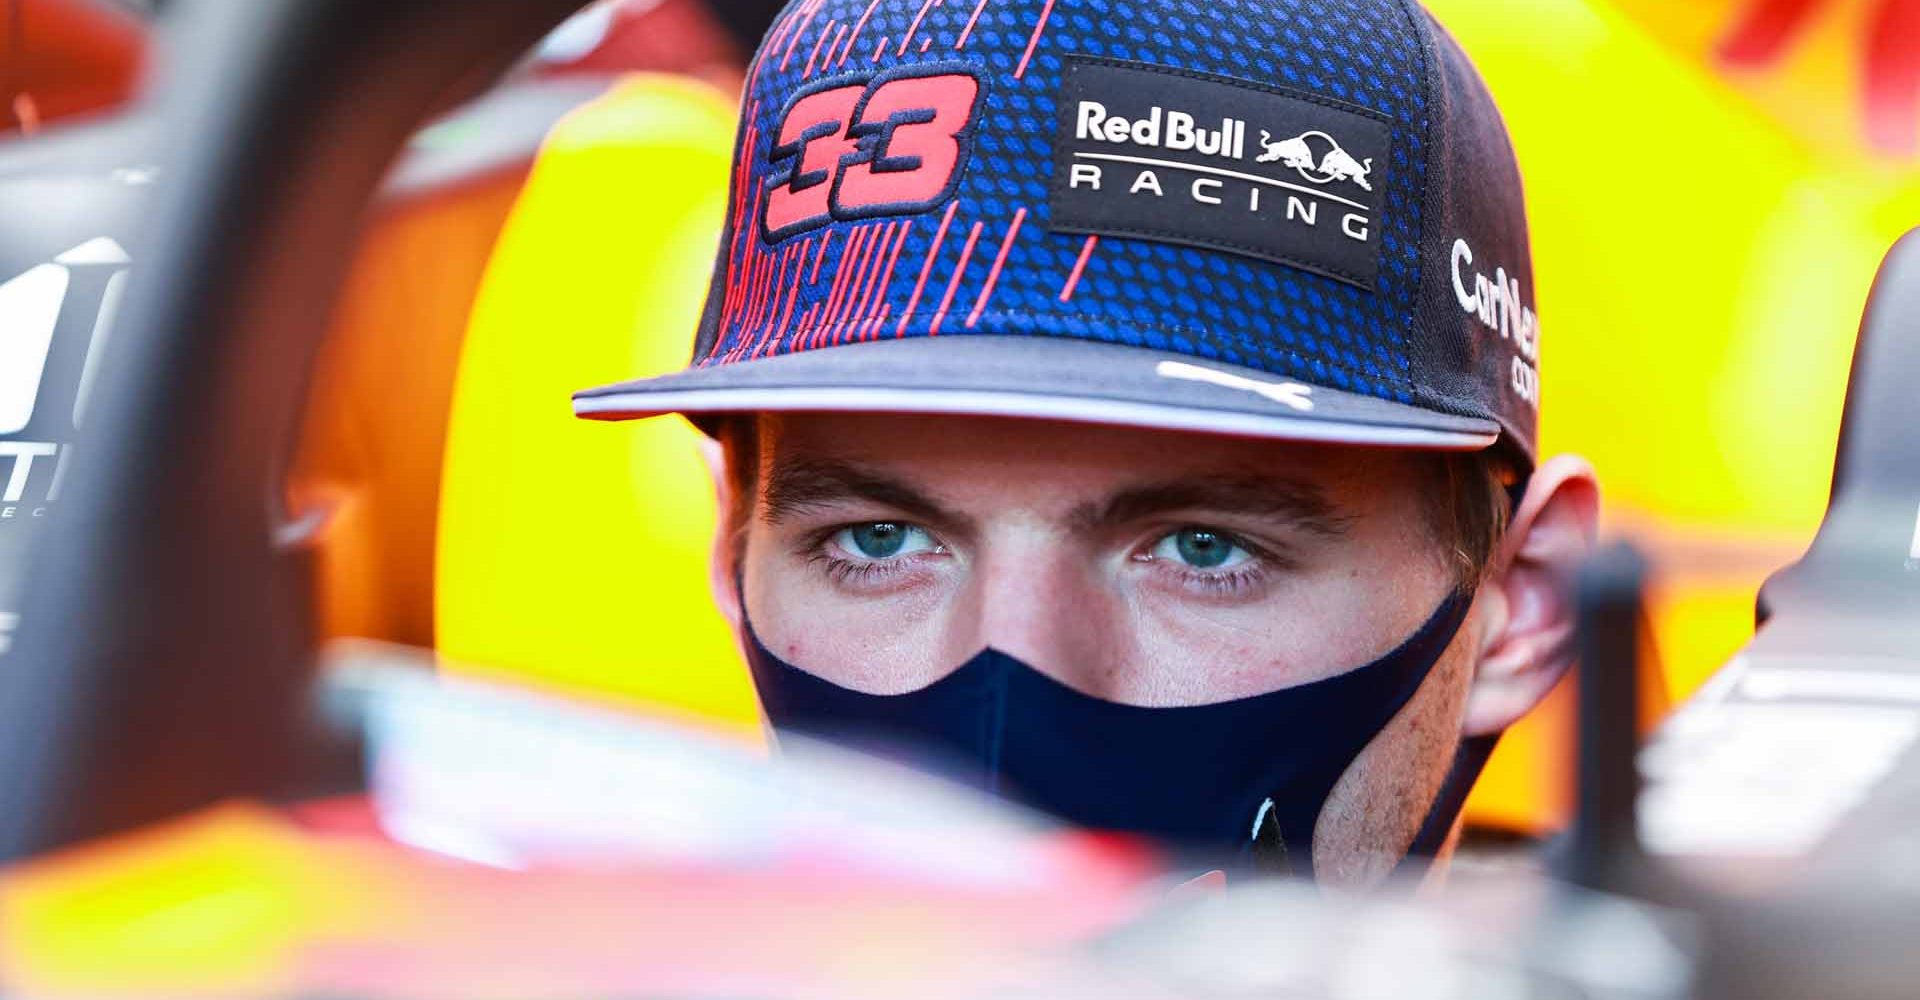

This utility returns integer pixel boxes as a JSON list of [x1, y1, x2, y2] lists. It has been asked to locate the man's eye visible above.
[[830, 522, 937, 561], [1150, 527, 1253, 570]]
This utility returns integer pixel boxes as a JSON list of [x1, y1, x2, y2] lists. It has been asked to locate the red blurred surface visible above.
[[1, 0, 145, 137]]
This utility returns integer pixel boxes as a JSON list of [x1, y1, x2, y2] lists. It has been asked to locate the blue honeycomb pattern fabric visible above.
[[695, 0, 1428, 400]]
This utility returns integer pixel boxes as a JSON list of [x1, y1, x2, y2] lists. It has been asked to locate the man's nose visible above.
[[962, 542, 1128, 699]]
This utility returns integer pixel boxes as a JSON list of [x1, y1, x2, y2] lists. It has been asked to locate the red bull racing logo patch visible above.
[[1047, 57, 1391, 290]]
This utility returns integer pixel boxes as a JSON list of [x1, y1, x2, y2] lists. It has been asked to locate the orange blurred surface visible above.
[[289, 171, 533, 648], [0, 800, 1149, 998], [0, 806, 390, 997], [291, 0, 746, 651]]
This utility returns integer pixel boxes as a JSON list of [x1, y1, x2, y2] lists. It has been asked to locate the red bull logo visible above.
[[1073, 101, 1249, 160], [1255, 130, 1374, 192]]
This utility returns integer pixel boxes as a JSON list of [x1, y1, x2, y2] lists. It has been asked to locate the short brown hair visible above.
[[1414, 450, 1515, 588], [714, 417, 1511, 587]]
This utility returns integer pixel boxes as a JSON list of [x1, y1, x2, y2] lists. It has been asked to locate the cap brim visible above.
[[573, 335, 1500, 450]]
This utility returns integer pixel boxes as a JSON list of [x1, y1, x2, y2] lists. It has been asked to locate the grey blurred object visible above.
[[0, 117, 150, 656], [1636, 228, 1920, 999], [1642, 229, 1920, 877]]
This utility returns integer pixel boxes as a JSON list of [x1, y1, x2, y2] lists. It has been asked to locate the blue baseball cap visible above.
[[574, 0, 1541, 470]]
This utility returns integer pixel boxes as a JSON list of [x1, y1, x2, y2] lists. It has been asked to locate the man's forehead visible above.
[[746, 412, 1409, 521], [757, 412, 1358, 470]]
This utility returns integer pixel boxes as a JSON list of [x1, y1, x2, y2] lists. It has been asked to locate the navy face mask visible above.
[[743, 592, 1474, 879]]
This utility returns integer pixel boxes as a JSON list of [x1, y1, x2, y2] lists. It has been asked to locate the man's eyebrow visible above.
[[759, 456, 960, 525], [1081, 474, 1354, 537]]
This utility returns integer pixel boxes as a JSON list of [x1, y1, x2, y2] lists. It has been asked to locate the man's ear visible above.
[[699, 433, 744, 631], [1461, 454, 1601, 737]]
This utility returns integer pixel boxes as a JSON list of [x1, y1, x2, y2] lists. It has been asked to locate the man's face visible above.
[[721, 412, 1490, 883]]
